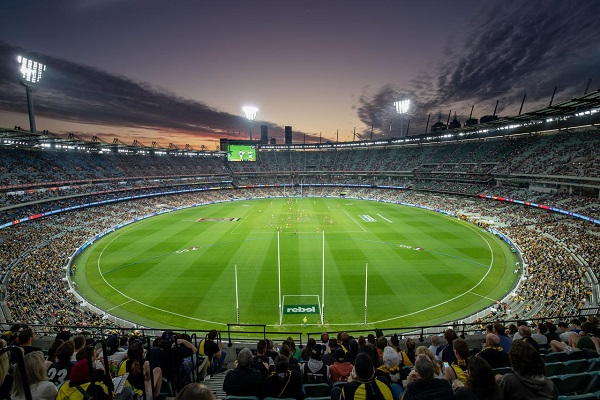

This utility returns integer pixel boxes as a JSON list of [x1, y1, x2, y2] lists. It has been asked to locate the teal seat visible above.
[[544, 362, 564, 377], [303, 383, 331, 398], [555, 372, 593, 396], [563, 359, 590, 375], [492, 366, 513, 375], [545, 352, 568, 363]]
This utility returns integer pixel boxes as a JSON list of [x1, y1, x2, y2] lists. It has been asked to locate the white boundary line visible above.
[[341, 209, 367, 232], [97, 224, 226, 326]]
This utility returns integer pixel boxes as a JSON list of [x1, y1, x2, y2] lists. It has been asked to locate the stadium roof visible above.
[[2, 90, 600, 153]]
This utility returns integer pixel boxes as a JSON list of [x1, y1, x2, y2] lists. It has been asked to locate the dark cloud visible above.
[[0, 41, 312, 142], [357, 0, 600, 138]]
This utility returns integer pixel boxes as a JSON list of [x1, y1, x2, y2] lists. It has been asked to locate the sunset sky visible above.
[[1, 0, 599, 150]]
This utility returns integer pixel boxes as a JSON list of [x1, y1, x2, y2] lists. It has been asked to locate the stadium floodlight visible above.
[[394, 99, 410, 138], [243, 106, 259, 140], [16, 55, 47, 133]]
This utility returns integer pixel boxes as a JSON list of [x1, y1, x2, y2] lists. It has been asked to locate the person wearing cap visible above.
[[402, 354, 453, 400], [300, 344, 330, 384], [335, 352, 392, 400], [223, 348, 262, 397], [330, 347, 353, 383]]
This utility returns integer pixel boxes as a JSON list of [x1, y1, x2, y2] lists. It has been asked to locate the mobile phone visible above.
[[443, 362, 449, 368]]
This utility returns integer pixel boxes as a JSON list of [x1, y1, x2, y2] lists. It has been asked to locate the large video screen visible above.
[[227, 144, 257, 162]]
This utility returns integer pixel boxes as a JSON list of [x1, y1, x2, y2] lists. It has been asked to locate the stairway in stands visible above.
[[203, 371, 228, 399]]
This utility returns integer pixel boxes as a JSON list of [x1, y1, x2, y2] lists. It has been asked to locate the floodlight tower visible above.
[[16, 55, 46, 133], [243, 106, 258, 141], [394, 99, 410, 138]]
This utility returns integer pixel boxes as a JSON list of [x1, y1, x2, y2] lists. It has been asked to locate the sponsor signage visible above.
[[283, 305, 319, 314]]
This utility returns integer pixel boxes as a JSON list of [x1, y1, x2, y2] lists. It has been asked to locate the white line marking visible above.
[[341, 209, 367, 232], [377, 214, 392, 223], [97, 222, 226, 326]]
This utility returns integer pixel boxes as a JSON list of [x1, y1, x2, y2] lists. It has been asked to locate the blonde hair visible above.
[[13, 351, 49, 397], [415, 346, 441, 376]]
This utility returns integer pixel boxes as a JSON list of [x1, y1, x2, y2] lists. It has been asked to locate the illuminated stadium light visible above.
[[17, 55, 46, 84], [243, 105, 259, 140], [393, 99, 410, 138], [16, 55, 47, 133]]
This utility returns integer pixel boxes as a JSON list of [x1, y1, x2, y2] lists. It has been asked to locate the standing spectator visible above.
[[436, 329, 458, 366], [223, 348, 262, 397], [497, 340, 558, 399]]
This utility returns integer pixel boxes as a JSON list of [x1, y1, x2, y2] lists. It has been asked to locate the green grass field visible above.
[[73, 197, 518, 331]]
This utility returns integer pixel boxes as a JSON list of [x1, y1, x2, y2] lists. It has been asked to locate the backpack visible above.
[[56, 380, 111, 400]]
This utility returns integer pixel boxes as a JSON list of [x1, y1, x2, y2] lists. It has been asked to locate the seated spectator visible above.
[[476, 334, 510, 370], [402, 354, 453, 400], [376, 347, 403, 400], [493, 323, 511, 354], [426, 335, 439, 358], [544, 322, 561, 344], [321, 332, 330, 353], [279, 345, 300, 371], [300, 344, 330, 384], [0, 341, 13, 400], [260, 355, 303, 400], [251, 339, 274, 381], [44, 338, 64, 369], [414, 347, 443, 379], [404, 338, 416, 365], [531, 324, 549, 346], [223, 348, 262, 397], [13, 351, 58, 400], [436, 329, 458, 366], [330, 348, 353, 383], [200, 330, 226, 376], [323, 338, 338, 366], [47, 340, 75, 387], [454, 356, 502, 400], [156, 331, 197, 391], [301, 338, 316, 361], [336, 352, 392, 400], [124, 339, 162, 399], [443, 338, 469, 385], [176, 383, 216, 400], [376, 336, 388, 364], [517, 326, 539, 352], [18, 328, 43, 355], [497, 340, 558, 399], [550, 322, 598, 354]]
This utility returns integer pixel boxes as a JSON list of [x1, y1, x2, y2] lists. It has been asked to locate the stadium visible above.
[[2, 87, 600, 394]]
